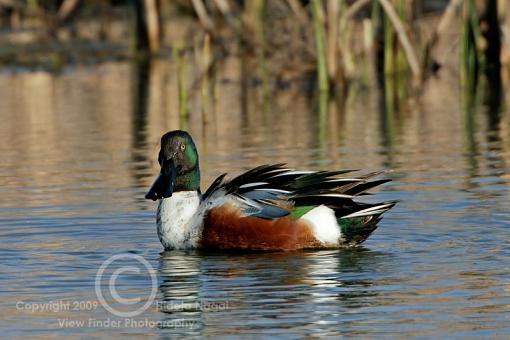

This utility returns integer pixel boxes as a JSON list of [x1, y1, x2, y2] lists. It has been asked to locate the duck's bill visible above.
[[145, 158, 177, 201]]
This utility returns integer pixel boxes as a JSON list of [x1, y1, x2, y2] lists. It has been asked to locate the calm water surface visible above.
[[1, 61, 510, 338]]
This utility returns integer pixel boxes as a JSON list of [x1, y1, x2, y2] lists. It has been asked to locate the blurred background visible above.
[[1, 1, 510, 338], [1, 0, 510, 201], [0, 0, 509, 158]]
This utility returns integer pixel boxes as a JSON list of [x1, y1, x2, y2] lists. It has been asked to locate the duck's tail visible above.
[[301, 201, 398, 247]]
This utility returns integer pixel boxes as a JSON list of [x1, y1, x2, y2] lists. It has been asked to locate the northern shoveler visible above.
[[145, 130, 397, 251]]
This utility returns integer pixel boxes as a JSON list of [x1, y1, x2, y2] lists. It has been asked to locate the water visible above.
[[1, 60, 510, 338]]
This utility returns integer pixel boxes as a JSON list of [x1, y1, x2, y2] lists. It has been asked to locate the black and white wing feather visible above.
[[202, 164, 397, 220]]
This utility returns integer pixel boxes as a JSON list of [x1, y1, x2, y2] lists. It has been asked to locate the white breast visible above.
[[156, 191, 201, 250]]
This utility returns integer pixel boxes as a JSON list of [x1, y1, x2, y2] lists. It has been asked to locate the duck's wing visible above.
[[202, 164, 396, 220], [201, 164, 295, 219]]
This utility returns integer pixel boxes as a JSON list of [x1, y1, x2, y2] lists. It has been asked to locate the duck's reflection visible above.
[[157, 248, 390, 336], [157, 250, 204, 335]]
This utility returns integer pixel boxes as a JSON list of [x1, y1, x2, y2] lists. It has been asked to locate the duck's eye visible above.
[[180, 144, 186, 151]]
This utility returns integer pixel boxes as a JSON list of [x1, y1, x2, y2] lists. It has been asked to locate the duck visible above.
[[145, 130, 397, 251]]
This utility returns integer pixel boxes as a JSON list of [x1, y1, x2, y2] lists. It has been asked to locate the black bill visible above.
[[145, 158, 177, 201]]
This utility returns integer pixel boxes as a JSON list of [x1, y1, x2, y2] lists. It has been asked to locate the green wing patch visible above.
[[288, 205, 315, 219]]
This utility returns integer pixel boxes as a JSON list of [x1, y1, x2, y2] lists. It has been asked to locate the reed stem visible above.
[[311, 0, 329, 94], [175, 47, 188, 130]]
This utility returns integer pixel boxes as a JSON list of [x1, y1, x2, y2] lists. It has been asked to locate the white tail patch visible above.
[[301, 205, 340, 245]]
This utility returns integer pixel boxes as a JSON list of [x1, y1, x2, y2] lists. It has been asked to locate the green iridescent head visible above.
[[145, 130, 200, 200]]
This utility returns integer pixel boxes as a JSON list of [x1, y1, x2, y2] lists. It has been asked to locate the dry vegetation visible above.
[[0, 0, 509, 102]]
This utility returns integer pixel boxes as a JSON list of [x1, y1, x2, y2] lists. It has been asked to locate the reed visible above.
[[252, 0, 270, 110], [460, 0, 483, 90], [173, 45, 188, 130], [311, 0, 329, 94], [338, 0, 356, 82], [383, 1, 395, 76], [5, 0, 509, 116], [325, 0, 339, 83], [201, 33, 211, 126], [379, 0, 421, 84], [130, 0, 161, 54]]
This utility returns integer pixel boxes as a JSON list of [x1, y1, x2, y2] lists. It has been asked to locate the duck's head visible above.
[[145, 130, 200, 200]]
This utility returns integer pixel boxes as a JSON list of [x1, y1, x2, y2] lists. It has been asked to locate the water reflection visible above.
[[0, 52, 510, 338], [157, 249, 392, 337], [129, 58, 151, 196]]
